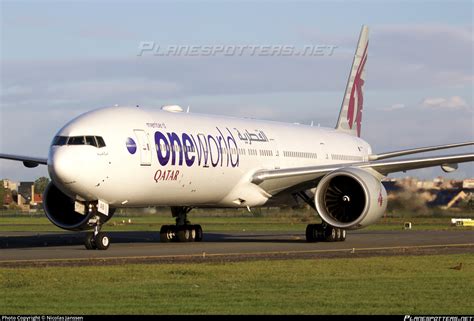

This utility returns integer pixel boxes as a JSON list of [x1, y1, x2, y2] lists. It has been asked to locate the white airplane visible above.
[[1, 26, 473, 250]]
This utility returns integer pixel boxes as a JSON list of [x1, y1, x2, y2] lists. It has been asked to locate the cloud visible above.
[[370, 24, 472, 88], [1, 23, 471, 110], [421, 96, 469, 109], [77, 26, 138, 40], [300, 24, 473, 90], [1, 75, 182, 110], [373, 24, 473, 65], [1, 55, 351, 109], [48, 78, 181, 101], [381, 103, 405, 111]]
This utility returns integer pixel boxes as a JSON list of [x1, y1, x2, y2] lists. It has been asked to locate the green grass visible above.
[[1, 255, 473, 314], [0, 214, 472, 232]]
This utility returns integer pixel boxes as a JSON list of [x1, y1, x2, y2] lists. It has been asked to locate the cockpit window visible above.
[[85, 136, 97, 147], [68, 136, 85, 145], [96, 136, 106, 148], [53, 136, 68, 146], [52, 135, 106, 148]]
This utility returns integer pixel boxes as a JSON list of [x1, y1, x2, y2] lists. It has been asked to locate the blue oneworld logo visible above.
[[126, 137, 137, 154], [154, 127, 239, 168]]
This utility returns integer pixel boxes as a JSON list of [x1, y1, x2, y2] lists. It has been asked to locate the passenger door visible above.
[[134, 129, 152, 166]]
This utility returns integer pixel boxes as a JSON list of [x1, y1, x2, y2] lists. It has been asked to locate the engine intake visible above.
[[315, 168, 387, 230], [43, 182, 113, 231]]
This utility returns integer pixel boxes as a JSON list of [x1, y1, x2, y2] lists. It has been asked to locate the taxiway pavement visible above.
[[0, 230, 472, 266]]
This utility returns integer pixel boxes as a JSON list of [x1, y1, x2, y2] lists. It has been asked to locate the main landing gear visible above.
[[305, 224, 346, 242], [294, 191, 347, 243], [160, 206, 203, 243], [84, 220, 110, 250]]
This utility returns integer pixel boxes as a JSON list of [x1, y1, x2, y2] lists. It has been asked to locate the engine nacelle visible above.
[[43, 182, 114, 231], [315, 168, 387, 230]]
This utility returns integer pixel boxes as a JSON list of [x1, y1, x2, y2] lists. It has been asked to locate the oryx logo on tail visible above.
[[347, 42, 368, 137], [336, 25, 369, 138]]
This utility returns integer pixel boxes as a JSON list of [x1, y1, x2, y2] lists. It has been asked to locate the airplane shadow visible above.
[[0, 231, 309, 249]]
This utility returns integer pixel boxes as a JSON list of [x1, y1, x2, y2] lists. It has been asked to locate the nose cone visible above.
[[48, 146, 104, 200], [49, 147, 77, 185]]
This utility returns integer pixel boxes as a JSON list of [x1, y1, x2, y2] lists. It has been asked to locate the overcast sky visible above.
[[1, 0, 473, 181]]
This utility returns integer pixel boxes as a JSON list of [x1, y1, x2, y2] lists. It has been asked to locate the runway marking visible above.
[[0, 243, 472, 265]]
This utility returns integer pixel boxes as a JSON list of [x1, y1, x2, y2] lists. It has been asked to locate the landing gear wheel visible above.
[[339, 229, 347, 242], [305, 224, 346, 242], [84, 233, 96, 250], [160, 224, 203, 243], [176, 227, 191, 242], [306, 224, 326, 242], [94, 232, 110, 250], [306, 224, 316, 242], [325, 227, 338, 242], [162, 207, 204, 243], [160, 225, 175, 243], [190, 226, 198, 242], [194, 225, 203, 242]]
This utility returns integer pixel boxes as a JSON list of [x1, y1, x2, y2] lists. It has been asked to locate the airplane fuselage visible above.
[[48, 106, 372, 208]]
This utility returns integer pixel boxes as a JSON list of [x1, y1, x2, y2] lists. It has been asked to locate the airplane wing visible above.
[[0, 153, 48, 168], [367, 153, 473, 175], [252, 153, 474, 195], [368, 141, 473, 161]]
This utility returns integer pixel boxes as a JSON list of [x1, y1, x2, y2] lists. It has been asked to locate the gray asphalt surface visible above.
[[0, 230, 472, 266]]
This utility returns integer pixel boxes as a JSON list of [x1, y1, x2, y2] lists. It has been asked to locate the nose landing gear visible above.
[[84, 218, 110, 250]]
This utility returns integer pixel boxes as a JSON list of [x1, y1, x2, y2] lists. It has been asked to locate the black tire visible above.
[[325, 227, 337, 242], [189, 226, 196, 242], [339, 229, 347, 242], [314, 224, 325, 241], [194, 225, 203, 242], [94, 232, 110, 250], [160, 225, 174, 243], [176, 227, 191, 242], [305, 224, 315, 242], [160, 225, 169, 234], [84, 233, 96, 250]]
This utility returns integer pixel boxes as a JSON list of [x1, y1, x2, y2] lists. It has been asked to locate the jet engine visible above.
[[314, 168, 387, 230], [43, 182, 114, 231]]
